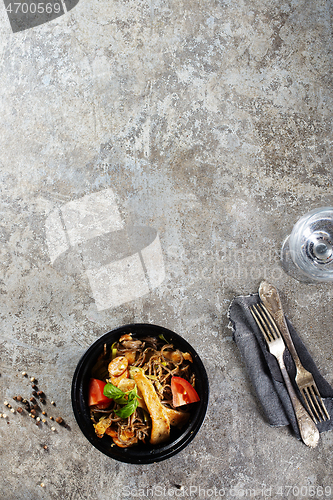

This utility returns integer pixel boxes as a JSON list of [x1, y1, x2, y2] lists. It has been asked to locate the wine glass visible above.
[[281, 207, 333, 282]]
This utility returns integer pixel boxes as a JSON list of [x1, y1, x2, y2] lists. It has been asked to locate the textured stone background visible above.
[[1, 0, 333, 499]]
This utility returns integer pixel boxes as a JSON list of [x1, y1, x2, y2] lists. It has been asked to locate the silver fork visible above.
[[250, 303, 319, 448], [259, 281, 330, 423]]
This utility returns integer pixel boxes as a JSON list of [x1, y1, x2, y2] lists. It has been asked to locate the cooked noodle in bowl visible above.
[[72, 324, 209, 463], [89, 334, 200, 448]]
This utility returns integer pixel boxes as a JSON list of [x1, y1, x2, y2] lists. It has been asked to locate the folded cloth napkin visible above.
[[228, 293, 333, 439]]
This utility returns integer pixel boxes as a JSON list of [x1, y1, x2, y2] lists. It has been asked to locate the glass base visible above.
[[280, 236, 317, 284]]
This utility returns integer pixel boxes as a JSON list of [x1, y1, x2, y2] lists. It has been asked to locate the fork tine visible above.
[[312, 385, 330, 421], [250, 305, 272, 343], [308, 386, 324, 422], [252, 304, 281, 342], [301, 385, 330, 423], [300, 387, 319, 423], [259, 304, 281, 340], [306, 385, 330, 422]]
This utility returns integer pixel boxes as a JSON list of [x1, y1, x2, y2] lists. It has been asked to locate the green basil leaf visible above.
[[103, 383, 128, 404], [126, 386, 140, 401], [115, 398, 138, 419], [103, 382, 141, 418]]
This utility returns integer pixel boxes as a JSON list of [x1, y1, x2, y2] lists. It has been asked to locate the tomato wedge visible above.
[[171, 376, 200, 407], [88, 378, 111, 408]]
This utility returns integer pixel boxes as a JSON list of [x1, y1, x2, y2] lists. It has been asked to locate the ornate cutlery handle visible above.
[[259, 281, 303, 370]]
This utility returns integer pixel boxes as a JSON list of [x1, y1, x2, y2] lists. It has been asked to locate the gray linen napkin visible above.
[[228, 293, 333, 439]]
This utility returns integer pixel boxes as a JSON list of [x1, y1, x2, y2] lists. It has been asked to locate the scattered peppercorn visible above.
[[43, 445, 48, 450], [6, 371, 67, 434]]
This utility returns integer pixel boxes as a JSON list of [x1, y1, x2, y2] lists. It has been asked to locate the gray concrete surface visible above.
[[1, 0, 333, 498]]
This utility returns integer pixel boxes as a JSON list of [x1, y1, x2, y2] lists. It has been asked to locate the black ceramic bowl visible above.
[[71, 323, 209, 464]]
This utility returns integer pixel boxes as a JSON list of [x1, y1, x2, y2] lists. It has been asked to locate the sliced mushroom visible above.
[[121, 340, 142, 350], [94, 415, 113, 438], [162, 349, 183, 364], [119, 334, 132, 342]]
